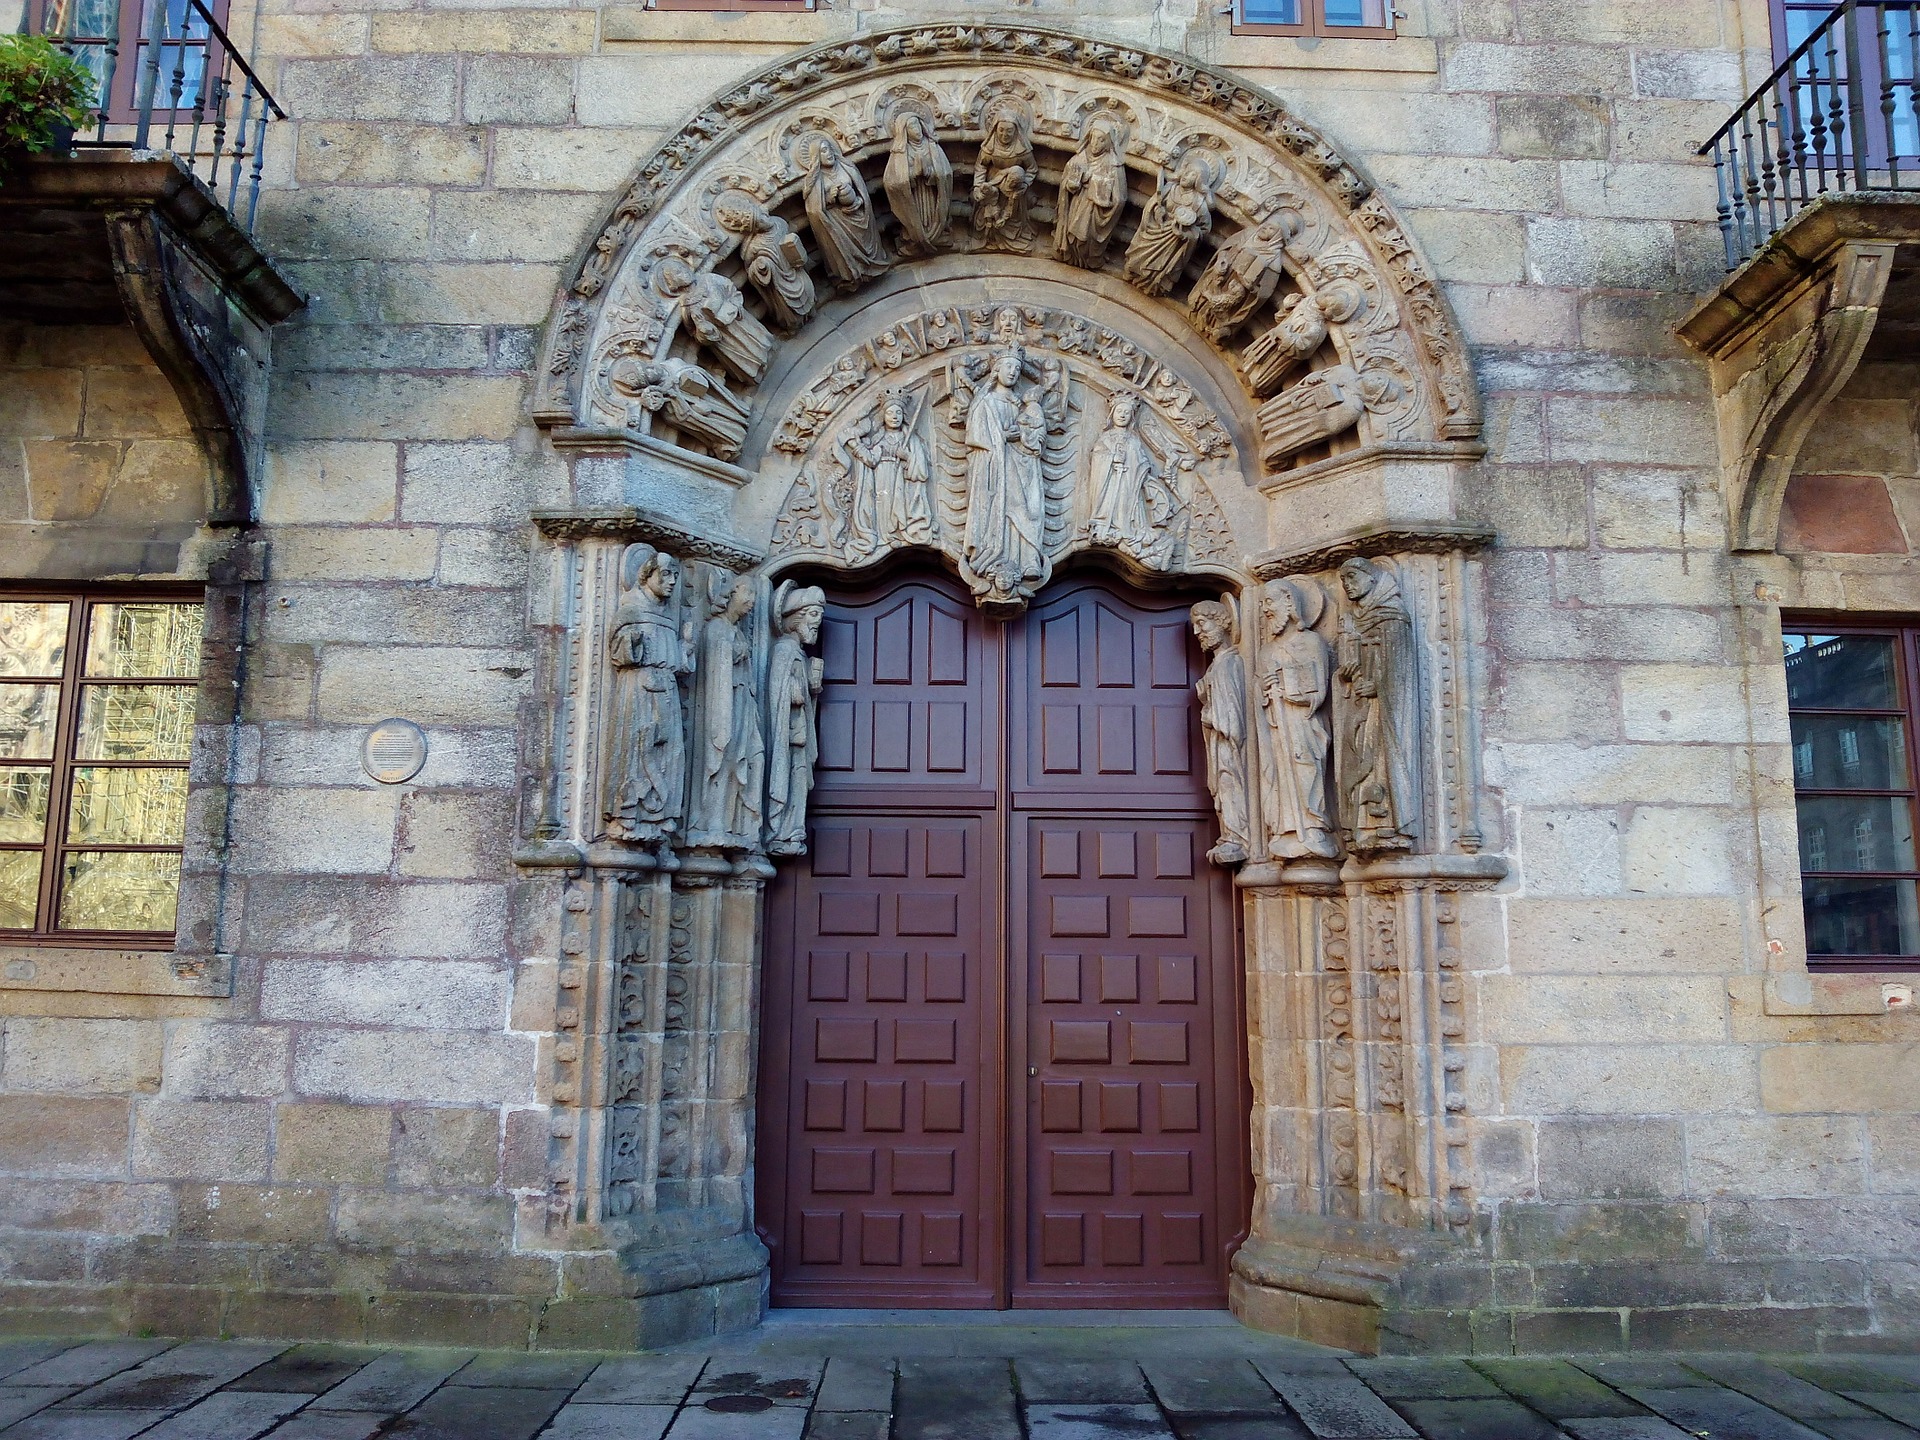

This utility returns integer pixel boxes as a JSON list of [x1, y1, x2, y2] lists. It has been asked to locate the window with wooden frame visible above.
[[1773, 0, 1841, 59], [25, 0, 231, 124], [1233, 0, 1396, 38], [0, 591, 206, 947], [643, 0, 812, 12], [1783, 620, 1920, 971]]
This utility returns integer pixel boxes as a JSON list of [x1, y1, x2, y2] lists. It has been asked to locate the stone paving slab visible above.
[[0, 1328, 1913, 1440]]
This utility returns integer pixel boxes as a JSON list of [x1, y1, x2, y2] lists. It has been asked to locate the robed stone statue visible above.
[[960, 347, 1049, 605], [1192, 597, 1252, 867], [1086, 390, 1160, 553], [1258, 577, 1338, 861], [766, 583, 827, 856], [884, 111, 953, 256], [800, 133, 890, 289], [688, 574, 766, 851], [604, 544, 693, 849], [1335, 556, 1421, 852]]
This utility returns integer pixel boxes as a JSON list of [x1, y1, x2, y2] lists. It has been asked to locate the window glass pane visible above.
[[1790, 714, 1911, 789], [77, 685, 196, 762], [1241, 0, 1303, 21], [1783, 632, 1900, 708], [0, 684, 61, 761], [0, 770, 52, 845], [1797, 795, 1918, 872], [1321, 0, 1387, 25], [1804, 875, 1920, 956], [0, 603, 69, 677], [67, 767, 188, 847], [57, 849, 179, 933], [0, 851, 40, 930], [85, 602, 204, 679]]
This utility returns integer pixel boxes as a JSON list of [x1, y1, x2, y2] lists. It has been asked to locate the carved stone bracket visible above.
[[0, 156, 303, 528], [532, 507, 764, 572], [1678, 196, 1920, 552], [1252, 522, 1495, 580]]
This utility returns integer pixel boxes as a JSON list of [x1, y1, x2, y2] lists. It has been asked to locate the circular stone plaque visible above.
[[361, 719, 428, 785]]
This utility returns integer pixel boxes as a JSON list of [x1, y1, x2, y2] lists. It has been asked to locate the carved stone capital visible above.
[[532, 507, 763, 572], [1252, 522, 1495, 582]]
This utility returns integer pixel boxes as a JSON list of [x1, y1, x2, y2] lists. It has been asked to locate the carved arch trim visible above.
[[532, 21, 1480, 476]]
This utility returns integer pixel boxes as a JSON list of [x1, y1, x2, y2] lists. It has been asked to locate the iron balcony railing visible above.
[[1705, 0, 1920, 268], [18, 0, 284, 233]]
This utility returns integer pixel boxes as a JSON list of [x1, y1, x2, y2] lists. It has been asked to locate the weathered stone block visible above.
[[0, 1096, 131, 1178], [269, 373, 525, 443], [1490, 741, 1735, 806], [271, 526, 441, 583], [262, 958, 510, 1030], [315, 646, 528, 727], [295, 123, 489, 187], [175, 1183, 332, 1244], [461, 56, 577, 124], [393, 1106, 501, 1187], [1496, 1201, 1707, 1264], [1502, 1044, 1755, 1115], [163, 1024, 291, 1100], [1507, 896, 1745, 975], [278, 56, 459, 122], [1535, 1118, 1685, 1202], [261, 441, 398, 525], [2, 1019, 162, 1095], [1762, 1045, 1920, 1115], [131, 1101, 272, 1182], [400, 442, 545, 525], [294, 1029, 535, 1105], [1621, 807, 1742, 897], [1496, 95, 1610, 159], [336, 1189, 513, 1249], [398, 791, 515, 880], [230, 785, 398, 875], [1482, 975, 1728, 1045], [1444, 42, 1634, 95], [273, 1101, 393, 1186]]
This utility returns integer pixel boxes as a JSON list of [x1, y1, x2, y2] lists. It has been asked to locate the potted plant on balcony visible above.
[[0, 33, 96, 177]]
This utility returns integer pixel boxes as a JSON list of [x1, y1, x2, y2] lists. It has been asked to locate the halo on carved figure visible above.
[[1064, 93, 1136, 150], [535, 22, 1484, 459], [875, 85, 944, 141]]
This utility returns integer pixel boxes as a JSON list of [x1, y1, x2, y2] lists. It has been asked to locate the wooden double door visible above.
[[757, 567, 1247, 1309]]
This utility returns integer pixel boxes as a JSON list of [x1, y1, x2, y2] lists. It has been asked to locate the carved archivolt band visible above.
[[534, 22, 1479, 475]]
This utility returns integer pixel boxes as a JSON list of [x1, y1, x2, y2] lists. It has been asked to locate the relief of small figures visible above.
[[1191, 596, 1253, 867], [687, 573, 767, 853], [1086, 390, 1175, 561], [604, 544, 695, 851], [972, 100, 1037, 251], [1124, 155, 1217, 297], [798, 131, 891, 289], [1258, 576, 1338, 862], [765, 582, 828, 857], [653, 256, 774, 385], [884, 109, 954, 256], [1187, 215, 1296, 345], [1052, 117, 1128, 269], [713, 190, 817, 336], [845, 389, 935, 550], [610, 355, 750, 461]]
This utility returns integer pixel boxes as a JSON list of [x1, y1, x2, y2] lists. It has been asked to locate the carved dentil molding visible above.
[[533, 22, 1480, 481]]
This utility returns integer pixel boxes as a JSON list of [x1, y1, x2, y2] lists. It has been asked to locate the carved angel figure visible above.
[[1335, 557, 1421, 853], [1256, 363, 1364, 469], [655, 257, 774, 385], [604, 544, 693, 849], [800, 132, 890, 289], [613, 356, 751, 461], [1123, 158, 1215, 297], [1258, 577, 1338, 861], [1188, 217, 1293, 344], [765, 583, 827, 857], [1191, 598, 1252, 867], [689, 574, 766, 852], [847, 389, 935, 547], [1086, 391, 1161, 552], [1244, 289, 1329, 397], [714, 191, 816, 336], [884, 111, 953, 256], [972, 103, 1036, 251], [960, 347, 1052, 605], [1052, 120, 1128, 269]]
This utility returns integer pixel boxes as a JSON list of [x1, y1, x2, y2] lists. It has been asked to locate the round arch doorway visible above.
[[756, 561, 1251, 1310]]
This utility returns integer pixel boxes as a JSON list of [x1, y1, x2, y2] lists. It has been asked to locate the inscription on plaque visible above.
[[362, 719, 428, 785]]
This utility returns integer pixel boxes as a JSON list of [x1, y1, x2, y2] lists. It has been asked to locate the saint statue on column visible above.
[[765, 583, 827, 857], [1258, 576, 1338, 861], [1335, 556, 1422, 852], [1192, 597, 1252, 867], [604, 544, 693, 849]]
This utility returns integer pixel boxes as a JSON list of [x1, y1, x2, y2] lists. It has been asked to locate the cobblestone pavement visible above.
[[0, 1313, 1918, 1440]]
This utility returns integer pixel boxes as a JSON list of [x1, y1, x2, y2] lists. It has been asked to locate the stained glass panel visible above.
[[0, 851, 40, 930]]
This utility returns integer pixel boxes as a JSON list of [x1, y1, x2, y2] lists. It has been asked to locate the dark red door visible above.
[[759, 568, 1244, 1308]]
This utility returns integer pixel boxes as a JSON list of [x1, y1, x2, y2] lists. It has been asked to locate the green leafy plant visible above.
[[0, 33, 97, 169]]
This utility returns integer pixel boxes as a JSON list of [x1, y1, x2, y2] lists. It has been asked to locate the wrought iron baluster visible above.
[[162, 2, 189, 153], [132, 0, 170, 151], [245, 98, 269, 233], [1811, 36, 1836, 193], [1879, 3, 1901, 184], [1738, 108, 1765, 252], [209, 65, 231, 195], [96, 16, 119, 143], [1845, 0, 1872, 188], [1786, 66, 1812, 204], [1710, 139, 1739, 269], [226, 81, 255, 214], [1903, 4, 1920, 166]]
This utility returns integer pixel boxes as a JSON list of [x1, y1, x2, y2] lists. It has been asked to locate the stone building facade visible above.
[[4, 0, 1919, 1356]]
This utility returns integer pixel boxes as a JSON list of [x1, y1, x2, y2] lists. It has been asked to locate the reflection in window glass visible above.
[[57, 850, 179, 933], [1321, 0, 1388, 24], [1790, 714, 1910, 788], [1797, 794, 1917, 872], [0, 851, 38, 931], [0, 604, 69, 677], [1783, 632, 1899, 709], [77, 685, 197, 763], [0, 771, 51, 845], [1240, 0, 1303, 20], [0, 685, 61, 762], [85, 603, 204, 679], [67, 768, 189, 847], [1804, 876, 1920, 956]]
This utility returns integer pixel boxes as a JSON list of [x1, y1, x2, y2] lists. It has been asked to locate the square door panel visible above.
[[1159, 955, 1198, 1004], [1050, 1020, 1111, 1063], [924, 953, 966, 1002], [1131, 1152, 1192, 1195], [863, 1080, 905, 1133], [921, 1213, 963, 1266], [922, 1080, 965, 1132], [1041, 953, 1081, 1003], [899, 894, 959, 936], [869, 828, 909, 876], [924, 829, 967, 876], [820, 893, 882, 936], [812, 829, 853, 877], [866, 951, 908, 1003], [892, 1149, 956, 1195], [812, 1149, 875, 1194], [1127, 896, 1185, 938], [808, 951, 850, 1002], [863, 1212, 904, 1266], [895, 1019, 956, 1063], [1041, 1081, 1082, 1133], [801, 1212, 843, 1265], [1159, 1083, 1201, 1132], [1052, 896, 1110, 937], [1102, 1214, 1145, 1267], [1042, 1214, 1084, 1266], [1100, 954, 1139, 1003], [815, 1018, 878, 1063], [1099, 1082, 1141, 1133], [805, 1081, 847, 1131], [1051, 1150, 1114, 1195], [1129, 1021, 1188, 1065]]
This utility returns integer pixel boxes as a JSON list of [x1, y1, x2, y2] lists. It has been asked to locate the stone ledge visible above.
[[1764, 970, 1920, 1016], [0, 946, 231, 998]]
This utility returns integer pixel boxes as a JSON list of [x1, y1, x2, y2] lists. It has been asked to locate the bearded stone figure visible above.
[[1191, 598, 1252, 867], [1053, 120, 1127, 269], [800, 133, 890, 289], [604, 544, 693, 849], [884, 111, 953, 256], [766, 583, 827, 857], [1258, 577, 1338, 861], [961, 347, 1050, 605], [714, 191, 816, 336], [972, 104, 1036, 250], [654, 257, 774, 385], [1335, 556, 1422, 853], [1085, 390, 1160, 553], [688, 574, 766, 852], [1124, 159, 1215, 297]]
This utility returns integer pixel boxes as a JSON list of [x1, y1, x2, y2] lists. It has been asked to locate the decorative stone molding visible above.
[[534, 22, 1479, 477], [1678, 195, 1920, 553]]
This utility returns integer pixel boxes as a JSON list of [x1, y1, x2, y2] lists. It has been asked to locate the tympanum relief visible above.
[[541, 30, 1481, 472], [768, 304, 1237, 613]]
